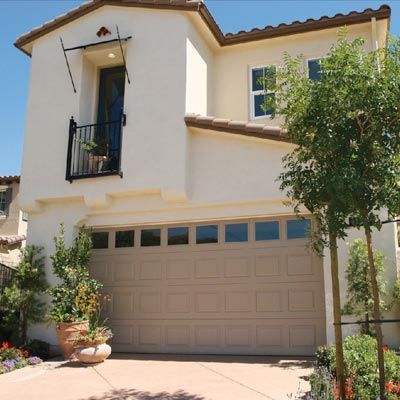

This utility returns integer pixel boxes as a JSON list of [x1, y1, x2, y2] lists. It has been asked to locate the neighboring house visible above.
[[15, 1, 398, 355], [0, 176, 27, 268]]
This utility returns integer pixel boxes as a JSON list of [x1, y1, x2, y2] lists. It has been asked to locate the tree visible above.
[[343, 239, 388, 335], [265, 30, 400, 399], [48, 224, 102, 324], [1, 246, 48, 343]]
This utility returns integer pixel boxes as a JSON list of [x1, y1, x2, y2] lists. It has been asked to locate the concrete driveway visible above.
[[0, 354, 313, 400]]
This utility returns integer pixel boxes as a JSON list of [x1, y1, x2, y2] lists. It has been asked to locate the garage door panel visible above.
[[138, 260, 163, 280], [91, 217, 326, 355], [255, 255, 281, 277], [195, 292, 221, 313], [166, 292, 191, 313], [166, 259, 194, 280], [194, 257, 222, 279], [224, 256, 251, 278]]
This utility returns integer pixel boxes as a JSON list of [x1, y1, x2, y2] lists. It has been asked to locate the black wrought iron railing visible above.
[[0, 263, 14, 308], [66, 115, 125, 181]]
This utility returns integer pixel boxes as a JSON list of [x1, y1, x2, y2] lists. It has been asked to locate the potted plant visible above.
[[73, 290, 112, 364], [48, 224, 102, 360], [80, 136, 110, 173]]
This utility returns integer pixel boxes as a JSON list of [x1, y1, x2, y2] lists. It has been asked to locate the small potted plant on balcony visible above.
[[73, 290, 113, 365], [80, 136, 110, 173], [48, 224, 102, 360]]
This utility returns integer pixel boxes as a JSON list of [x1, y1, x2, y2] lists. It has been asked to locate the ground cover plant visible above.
[[0, 340, 42, 375]]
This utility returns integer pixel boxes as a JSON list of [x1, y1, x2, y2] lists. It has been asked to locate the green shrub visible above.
[[1, 246, 48, 343], [310, 367, 335, 400], [48, 224, 102, 323], [342, 239, 388, 335], [21, 339, 50, 360], [0, 345, 20, 361], [311, 334, 400, 399]]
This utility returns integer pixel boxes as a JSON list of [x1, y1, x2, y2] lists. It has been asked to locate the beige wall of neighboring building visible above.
[[18, 4, 398, 349], [0, 180, 27, 267]]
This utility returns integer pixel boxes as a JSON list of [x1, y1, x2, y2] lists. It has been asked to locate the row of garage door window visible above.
[[92, 219, 311, 249]]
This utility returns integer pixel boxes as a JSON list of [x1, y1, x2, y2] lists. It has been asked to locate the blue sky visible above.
[[1, 0, 399, 176]]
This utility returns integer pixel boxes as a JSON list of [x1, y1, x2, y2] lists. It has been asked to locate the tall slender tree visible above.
[[264, 30, 400, 399]]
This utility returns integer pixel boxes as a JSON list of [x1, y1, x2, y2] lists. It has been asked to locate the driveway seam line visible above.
[[196, 362, 277, 400], [91, 366, 117, 390]]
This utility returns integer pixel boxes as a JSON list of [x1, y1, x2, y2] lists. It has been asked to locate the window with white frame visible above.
[[250, 65, 276, 119]]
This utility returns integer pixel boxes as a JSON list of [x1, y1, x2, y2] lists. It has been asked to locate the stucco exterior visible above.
[[17, 3, 399, 351], [0, 179, 27, 267]]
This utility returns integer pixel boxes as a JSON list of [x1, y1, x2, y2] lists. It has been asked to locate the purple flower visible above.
[[27, 356, 42, 365], [2, 359, 16, 372]]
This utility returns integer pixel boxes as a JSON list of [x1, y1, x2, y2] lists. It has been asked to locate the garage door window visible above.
[[92, 232, 109, 249], [116, 230, 134, 248], [196, 225, 218, 244], [287, 219, 311, 239], [225, 223, 248, 242], [168, 227, 189, 245], [141, 229, 161, 247], [255, 221, 279, 241]]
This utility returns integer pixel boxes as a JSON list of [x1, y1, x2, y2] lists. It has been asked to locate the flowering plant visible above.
[[72, 291, 112, 347], [0, 341, 42, 375], [73, 326, 113, 346]]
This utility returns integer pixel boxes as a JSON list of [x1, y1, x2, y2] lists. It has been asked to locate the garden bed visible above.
[[310, 334, 400, 399], [0, 341, 42, 375]]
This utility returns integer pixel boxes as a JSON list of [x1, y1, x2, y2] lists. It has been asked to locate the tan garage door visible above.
[[90, 217, 326, 355]]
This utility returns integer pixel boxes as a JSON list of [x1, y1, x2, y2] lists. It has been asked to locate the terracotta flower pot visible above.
[[56, 320, 89, 360], [74, 343, 112, 364]]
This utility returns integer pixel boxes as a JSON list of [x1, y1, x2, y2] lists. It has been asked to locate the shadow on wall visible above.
[[79, 389, 205, 400]]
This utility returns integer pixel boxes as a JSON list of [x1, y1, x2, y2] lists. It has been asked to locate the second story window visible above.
[[0, 188, 11, 216], [308, 59, 322, 81], [250, 65, 276, 119]]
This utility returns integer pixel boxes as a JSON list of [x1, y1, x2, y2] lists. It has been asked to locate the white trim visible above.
[[248, 64, 276, 120]]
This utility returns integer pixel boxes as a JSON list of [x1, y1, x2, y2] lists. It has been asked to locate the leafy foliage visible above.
[[311, 335, 400, 399], [342, 239, 388, 334], [267, 29, 400, 397], [48, 224, 102, 323], [0, 246, 48, 342]]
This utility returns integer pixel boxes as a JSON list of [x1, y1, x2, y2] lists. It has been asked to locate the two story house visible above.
[[0, 176, 27, 268], [15, 0, 398, 355]]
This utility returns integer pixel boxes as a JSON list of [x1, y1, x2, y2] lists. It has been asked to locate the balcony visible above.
[[65, 115, 125, 182]]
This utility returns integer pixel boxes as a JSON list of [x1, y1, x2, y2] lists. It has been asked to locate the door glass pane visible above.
[[92, 232, 109, 249], [141, 229, 161, 247], [115, 230, 134, 248], [255, 221, 279, 241], [168, 227, 189, 245], [287, 219, 311, 239], [225, 223, 248, 242], [196, 225, 218, 244]]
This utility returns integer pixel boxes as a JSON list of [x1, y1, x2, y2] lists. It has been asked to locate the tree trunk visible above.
[[329, 232, 346, 400], [365, 227, 386, 400]]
